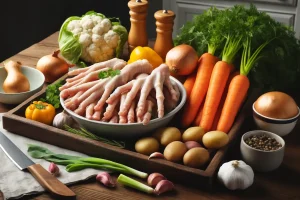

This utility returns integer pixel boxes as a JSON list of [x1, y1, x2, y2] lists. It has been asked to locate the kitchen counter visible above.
[[1, 32, 300, 200]]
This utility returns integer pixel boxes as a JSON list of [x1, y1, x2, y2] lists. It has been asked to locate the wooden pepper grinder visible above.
[[128, 0, 149, 53], [154, 10, 176, 60]]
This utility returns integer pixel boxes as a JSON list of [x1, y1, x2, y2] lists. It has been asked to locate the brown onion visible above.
[[254, 91, 298, 119], [36, 50, 71, 83], [165, 44, 198, 76]]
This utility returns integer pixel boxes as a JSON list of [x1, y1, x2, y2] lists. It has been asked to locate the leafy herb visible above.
[[27, 144, 148, 178], [40, 81, 63, 109], [174, 4, 300, 92], [64, 124, 125, 148], [98, 68, 121, 79]]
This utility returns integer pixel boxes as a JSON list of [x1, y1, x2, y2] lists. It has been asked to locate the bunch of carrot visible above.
[[181, 5, 278, 133]]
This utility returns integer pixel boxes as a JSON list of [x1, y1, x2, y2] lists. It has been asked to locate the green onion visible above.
[[117, 174, 154, 194], [28, 145, 148, 179]]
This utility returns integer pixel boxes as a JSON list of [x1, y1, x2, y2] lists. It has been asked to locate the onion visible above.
[[165, 44, 198, 76], [254, 91, 299, 119], [36, 50, 71, 83]]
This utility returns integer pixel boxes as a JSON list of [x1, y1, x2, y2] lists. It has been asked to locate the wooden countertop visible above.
[[1, 32, 300, 200]]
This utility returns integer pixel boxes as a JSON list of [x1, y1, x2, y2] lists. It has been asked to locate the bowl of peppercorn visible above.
[[240, 130, 285, 172]]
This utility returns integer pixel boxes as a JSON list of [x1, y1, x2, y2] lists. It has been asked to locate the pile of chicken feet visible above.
[[60, 58, 181, 125]]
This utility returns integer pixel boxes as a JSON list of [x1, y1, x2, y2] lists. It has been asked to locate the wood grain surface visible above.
[[1, 32, 300, 200]]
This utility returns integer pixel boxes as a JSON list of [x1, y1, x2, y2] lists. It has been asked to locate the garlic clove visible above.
[[154, 180, 174, 195], [48, 162, 60, 176], [148, 152, 165, 160], [96, 172, 116, 188], [147, 173, 166, 187], [53, 110, 74, 129], [185, 141, 202, 150]]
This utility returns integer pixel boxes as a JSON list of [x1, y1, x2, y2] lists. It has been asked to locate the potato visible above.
[[202, 131, 229, 149], [183, 147, 210, 168], [135, 137, 160, 155], [163, 141, 187, 162], [153, 127, 181, 146], [182, 127, 205, 142]]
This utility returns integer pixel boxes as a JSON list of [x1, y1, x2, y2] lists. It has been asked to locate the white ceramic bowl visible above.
[[252, 103, 300, 137], [0, 66, 45, 104], [61, 77, 187, 139], [240, 130, 285, 172]]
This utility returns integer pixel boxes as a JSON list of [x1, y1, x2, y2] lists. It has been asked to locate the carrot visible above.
[[193, 99, 205, 126], [181, 53, 219, 128], [211, 71, 239, 130], [183, 71, 197, 97], [200, 61, 232, 131], [217, 37, 274, 133]]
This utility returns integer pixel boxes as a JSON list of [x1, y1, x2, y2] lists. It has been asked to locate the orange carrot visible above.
[[200, 61, 232, 132], [183, 71, 197, 97], [211, 71, 239, 131], [216, 36, 274, 133], [193, 98, 205, 126], [181, 53, 219, 128], [216, 75, 249, 133]]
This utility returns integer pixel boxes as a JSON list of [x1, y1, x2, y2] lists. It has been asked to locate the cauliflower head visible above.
[[58, 11, 128, 65]]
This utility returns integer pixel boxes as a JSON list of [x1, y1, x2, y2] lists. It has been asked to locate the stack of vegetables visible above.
[[174, 5, 300, 133]]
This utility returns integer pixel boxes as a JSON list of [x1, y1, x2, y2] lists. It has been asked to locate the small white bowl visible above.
[[61, 77, 187, 139], [0, 66, 45, 104], [240, 130, 285, 172], [252, 103, 300, 136]]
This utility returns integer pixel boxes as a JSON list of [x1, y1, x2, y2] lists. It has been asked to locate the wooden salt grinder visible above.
[[128, 0, 148, 53], [154, 10, 176, 60]]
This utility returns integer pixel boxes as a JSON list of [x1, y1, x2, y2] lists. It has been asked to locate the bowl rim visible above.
[[241, 130, 285, 153], [0, 66, 45, 95], [252, 102, 300, 122], [60, 76, 187, 126]]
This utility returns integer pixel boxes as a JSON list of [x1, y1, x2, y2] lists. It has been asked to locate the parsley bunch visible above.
[[40, 81, 63, 109], [98, 69, 121, 79]]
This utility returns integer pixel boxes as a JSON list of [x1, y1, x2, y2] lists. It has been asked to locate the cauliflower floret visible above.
[[104, 30, 120, 48], [81, 15, 94, 30], [99, 18, 112, 33], [101, 45, 114, 58], [91, 15, 103, 25], [87, 43, 104, 63], [92, 24, 105, 35], [67, 20, 81, 32], [79, 33, 92, 48], [72, 27, 83, 37], [92, 34, 105, 46], [81, 46, 93, 63]]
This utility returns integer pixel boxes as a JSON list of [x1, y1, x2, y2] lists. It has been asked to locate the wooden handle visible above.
[[28, 164, 76, 199]]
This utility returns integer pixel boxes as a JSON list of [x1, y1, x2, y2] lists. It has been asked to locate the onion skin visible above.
[[254, 91, 299, 119], [36, 50, 70, 83], [165, 44, 198, 76]]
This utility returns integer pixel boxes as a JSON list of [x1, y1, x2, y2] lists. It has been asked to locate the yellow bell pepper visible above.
[[128, 46, 163, 69], [25, 101, 56, 125]]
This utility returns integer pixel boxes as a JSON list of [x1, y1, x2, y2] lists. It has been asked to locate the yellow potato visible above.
[[153, 127, 181, 146], [135, 137, 160, 155], [183, 147, 210, 168], [202, 131, 229, 149], [182, 127, 205, 143], [163, 141, 187, 162]]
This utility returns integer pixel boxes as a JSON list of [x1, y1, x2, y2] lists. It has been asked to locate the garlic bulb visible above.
[[217, 160, 254, 190], [52, 110, 74, 129]]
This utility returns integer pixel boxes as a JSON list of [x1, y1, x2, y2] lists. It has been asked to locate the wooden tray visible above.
[[2, 75, 257, 189]]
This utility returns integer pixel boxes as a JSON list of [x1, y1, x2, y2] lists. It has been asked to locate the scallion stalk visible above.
[[117, 174, 154, 194]]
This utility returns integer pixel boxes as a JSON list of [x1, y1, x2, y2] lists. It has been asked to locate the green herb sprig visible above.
[[64, 125, 125, 148], [98, 69, 120, 79], [40, 81, 63, 109]]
